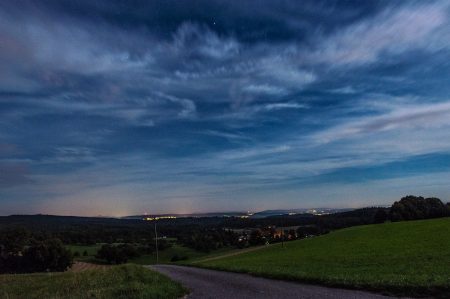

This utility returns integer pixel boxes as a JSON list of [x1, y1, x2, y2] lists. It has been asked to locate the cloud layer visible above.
[[1, 0, 450, 216]]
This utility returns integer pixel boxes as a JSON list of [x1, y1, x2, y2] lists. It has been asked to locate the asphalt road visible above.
[[150, 265, 404, 299]]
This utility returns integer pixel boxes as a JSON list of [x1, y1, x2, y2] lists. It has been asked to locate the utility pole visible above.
[[154, 220, 159, 264]]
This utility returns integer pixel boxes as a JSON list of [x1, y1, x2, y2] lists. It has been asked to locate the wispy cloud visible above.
[[171, 22, 240, 60], [262, 102, 307, 111], [1, 0, 450, 214], [243, 84, 288, 96], [315, 100, 450, 143], [306, 2, 449, 66], [219, 145, 291, 160], [201, 130, 252, 142]]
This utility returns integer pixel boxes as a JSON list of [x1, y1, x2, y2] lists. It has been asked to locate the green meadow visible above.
[[196, 218, 450, 297], [67, 244, 102, 258], [67, 242, 236, 265], [0, 264, 186, 299]]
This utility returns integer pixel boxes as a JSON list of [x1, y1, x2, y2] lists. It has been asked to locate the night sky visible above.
[[1, 0, 450, 216]]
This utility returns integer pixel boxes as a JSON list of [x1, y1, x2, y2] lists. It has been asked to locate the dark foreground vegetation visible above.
[[0, 234, 72, 273], [196, 218, 450, 298], [0, 264, 187, 299]]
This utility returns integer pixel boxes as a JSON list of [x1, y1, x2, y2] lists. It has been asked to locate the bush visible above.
[[249, 230, 266, 246], [170, 254, 188, 262], [96, 245, 126, 264], [373, 209, 388, 224], [95, 244, 142, 264], [0, 236, 73, 274], [296, 225, 321, 238], [22, 239, 73, 272]]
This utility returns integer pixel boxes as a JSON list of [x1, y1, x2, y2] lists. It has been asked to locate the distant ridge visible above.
[[1, 208, 355, 220], [122, 211, 249, 219], [249, 208, 353, 218], [123, 208, 354, 220]]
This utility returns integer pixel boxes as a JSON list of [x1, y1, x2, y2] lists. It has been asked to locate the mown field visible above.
[[195, 218, 450, 297], [0, 264, 187, 299]]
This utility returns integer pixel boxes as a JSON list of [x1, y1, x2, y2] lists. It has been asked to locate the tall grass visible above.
[[0, 264, 187, 299]]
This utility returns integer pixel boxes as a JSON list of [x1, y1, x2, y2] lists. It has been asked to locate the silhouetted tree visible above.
[[96, 244, 126, 264], [22, 239, 73, 272], [95, 244, 142, 264], [390, 196, 448, 221], [249, 230, 265, 246], [296, 225, 321, 237], [373, 209, 388, 224]]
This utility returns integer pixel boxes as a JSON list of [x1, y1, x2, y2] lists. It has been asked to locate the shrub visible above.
[[373, 209, 388, 224], [95, 244, 141, 264], [170, 254, 188, 262], [22, 239, 73, 272], [0, 236, 73, 274]]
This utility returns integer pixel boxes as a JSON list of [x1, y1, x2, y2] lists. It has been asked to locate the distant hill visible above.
[[0, 214, 136, 230], [122, 211, 249, 220], [249, 208, 353, 218], [123, 208, 354, 220], [1, 208, 355, 221]]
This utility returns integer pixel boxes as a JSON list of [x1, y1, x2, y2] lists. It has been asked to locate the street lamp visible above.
[[154, 219, 159, 264]]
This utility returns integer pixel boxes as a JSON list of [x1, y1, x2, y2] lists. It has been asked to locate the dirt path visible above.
[[191, 245, 268, 263], [69, 261, 108, 272], [150, 265, 405, 299]]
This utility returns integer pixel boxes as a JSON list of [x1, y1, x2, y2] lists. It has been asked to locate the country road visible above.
[[150, 265, 404, 299]]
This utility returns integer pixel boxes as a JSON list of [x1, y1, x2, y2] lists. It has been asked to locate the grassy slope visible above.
[[196, 218, 450, 297], [0, 264, 187, 299]]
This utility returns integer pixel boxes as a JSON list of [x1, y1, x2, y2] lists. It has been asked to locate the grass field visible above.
[[67, 242, 236, 265], [67, 244, 102, 259], [0, 264, 187, 299], [195, 218, 450, 297], [130, 244, 235, 265]]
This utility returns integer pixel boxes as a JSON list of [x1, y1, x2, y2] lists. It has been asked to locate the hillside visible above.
[[196, 218, 450, 297]]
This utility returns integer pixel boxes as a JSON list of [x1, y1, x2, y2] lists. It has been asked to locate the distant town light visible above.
[[143, 216, 177, 221]]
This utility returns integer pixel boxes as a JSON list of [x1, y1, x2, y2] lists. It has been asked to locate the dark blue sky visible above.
[[1, 0, 450, 216]]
